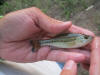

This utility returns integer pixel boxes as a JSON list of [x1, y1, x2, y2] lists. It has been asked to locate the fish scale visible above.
[[33, 33, 93, 50]]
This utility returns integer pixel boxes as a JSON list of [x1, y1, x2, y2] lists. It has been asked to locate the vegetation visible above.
[[0, 0, 89, 19], [55, 0, 88, 19], [0, 0, 6, 5]]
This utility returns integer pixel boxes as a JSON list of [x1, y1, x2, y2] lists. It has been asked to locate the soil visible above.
[[47, 1, 100, 36], [71, 3, 100, 36]]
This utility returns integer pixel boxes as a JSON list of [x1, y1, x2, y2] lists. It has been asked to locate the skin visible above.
[[0, 7, 94, 63], [89, 37, 100, 75], [60, 60, 77, 75], [60, 37, 100, 75], [0, 7, 99, 75]]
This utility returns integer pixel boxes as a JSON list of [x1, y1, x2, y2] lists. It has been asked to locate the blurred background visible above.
[[0, 0, 100, 75]]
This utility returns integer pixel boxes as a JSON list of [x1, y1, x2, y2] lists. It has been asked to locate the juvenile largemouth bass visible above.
[[33, 33, 93, 50]]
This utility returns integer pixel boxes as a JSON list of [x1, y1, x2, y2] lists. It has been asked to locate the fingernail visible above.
[[63, 60, 75, 70]]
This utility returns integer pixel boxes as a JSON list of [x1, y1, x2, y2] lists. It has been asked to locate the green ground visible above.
[[0, 0, 93, 19]]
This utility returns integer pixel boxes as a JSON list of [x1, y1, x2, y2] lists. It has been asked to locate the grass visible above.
[[0, 0, 53, 14], [55, 0, 88, 19], [0, 0, 89, 19]]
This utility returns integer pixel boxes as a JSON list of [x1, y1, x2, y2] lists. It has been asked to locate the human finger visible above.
[[81, 63, 90, 70], [33, 7, 72, 34], [64, 49, 90, 63], [68, 25, 95, 36], [89, 37, 100, 75], [60, 60, 77, 75], [47, 50, 87, 63]]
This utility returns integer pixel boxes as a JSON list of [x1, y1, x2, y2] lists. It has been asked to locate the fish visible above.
[[33, 33, 93, 51]]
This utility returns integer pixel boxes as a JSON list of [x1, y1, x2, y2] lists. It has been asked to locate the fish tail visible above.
[[33, 40, 41, 52]]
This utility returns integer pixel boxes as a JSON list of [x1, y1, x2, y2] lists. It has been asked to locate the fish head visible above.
[[75, 34, 93, 47]]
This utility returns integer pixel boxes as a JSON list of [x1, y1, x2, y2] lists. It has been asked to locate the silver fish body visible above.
[[39, 33, 93, 48]]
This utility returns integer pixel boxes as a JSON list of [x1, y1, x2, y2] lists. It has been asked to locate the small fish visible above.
[[33, 33, 93, 51]]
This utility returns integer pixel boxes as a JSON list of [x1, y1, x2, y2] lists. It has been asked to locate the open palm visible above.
[[0, 7, 94, 63]]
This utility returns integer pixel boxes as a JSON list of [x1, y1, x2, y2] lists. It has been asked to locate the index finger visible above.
[[60, 60, 77, 75], [68, 25, 95, 36], [89, 37, 100, 75]]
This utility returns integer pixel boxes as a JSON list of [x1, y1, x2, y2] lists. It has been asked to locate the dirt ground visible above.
[[47, 0, 100, 36], [71, 3, 100, 36]]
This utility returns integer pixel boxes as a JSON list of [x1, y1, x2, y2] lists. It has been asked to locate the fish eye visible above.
[[84, 36, 88, 39]]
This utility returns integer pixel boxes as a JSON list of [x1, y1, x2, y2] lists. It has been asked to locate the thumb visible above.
[[60, 60, 77, 75], [34, 7, 72, 34]]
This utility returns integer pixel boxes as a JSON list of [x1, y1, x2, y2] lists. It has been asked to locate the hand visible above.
[[60, 37, 100, 75], [60, 60, 77, 75], [89, 37, 100, 75], [0, 7, 94, 63]]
